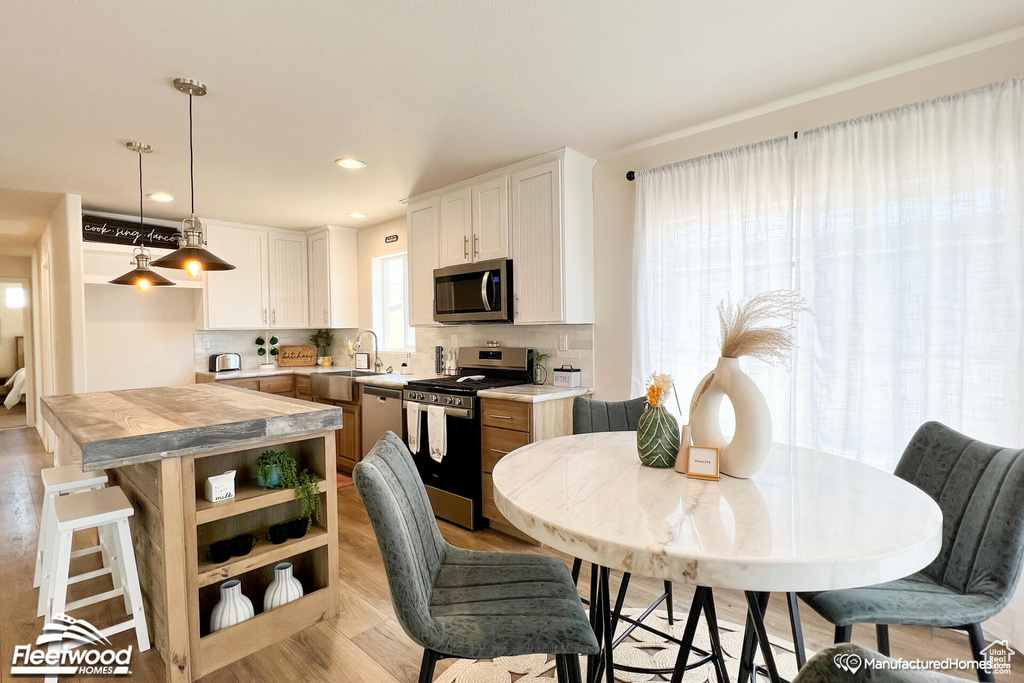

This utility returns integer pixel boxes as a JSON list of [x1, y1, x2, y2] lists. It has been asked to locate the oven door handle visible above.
[[404, 401, 474, 419], [480, 271, 492, 311]]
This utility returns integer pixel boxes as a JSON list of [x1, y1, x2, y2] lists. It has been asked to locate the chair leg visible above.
[[664, 580, 674, 625], [611, 572, 630, 632], [875, 624, 890, 657], [965, 623, 996, 683], [571, 557, 582, 586], [418, 649, 440, 683], [701, 588, 728, 683], [555, 653, 569, 683], [566, 654, 583, 683], [786, 592, 807, 669], [834, 624, 852, 644]]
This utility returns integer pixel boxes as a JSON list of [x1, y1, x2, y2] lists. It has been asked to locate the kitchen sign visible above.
[[82, 214, 182, 249]]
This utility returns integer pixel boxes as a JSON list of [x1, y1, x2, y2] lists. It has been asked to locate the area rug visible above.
[[337, 473, 354, 489], [435, 606, 813, 682]]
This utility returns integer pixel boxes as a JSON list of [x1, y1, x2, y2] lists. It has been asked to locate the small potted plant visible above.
[[255, 449, 295, 489], [532, 351, 552, 385], [253, 450, 323, 532], [310, 329, 334, 367]]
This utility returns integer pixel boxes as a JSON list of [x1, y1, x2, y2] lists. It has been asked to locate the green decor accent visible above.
[[636, 404, 680, 468], [254, 450, 323, 530], [310, 329, 334, 357]]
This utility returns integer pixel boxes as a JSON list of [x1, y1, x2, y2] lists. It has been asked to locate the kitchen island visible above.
[[40, 384, 344, 682]]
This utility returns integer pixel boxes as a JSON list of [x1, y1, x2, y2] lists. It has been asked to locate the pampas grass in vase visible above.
[[689, 290, 807, 478]]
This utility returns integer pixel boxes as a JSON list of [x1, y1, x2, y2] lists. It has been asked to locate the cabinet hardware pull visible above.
[[464, 235, 469, 258], [324, 310, 328, 324], [491, 415, 512, 419], [262, 308, 267, 324], [491, 449, 509, 454], [474, 233, 479, 257], [272, 309, 276, 325]]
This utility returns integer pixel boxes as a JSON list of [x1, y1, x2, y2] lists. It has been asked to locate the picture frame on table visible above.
[[686, 446, 721, 481]]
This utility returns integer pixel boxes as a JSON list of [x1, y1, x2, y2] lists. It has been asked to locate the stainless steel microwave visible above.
[[434, 258, 513, 324]]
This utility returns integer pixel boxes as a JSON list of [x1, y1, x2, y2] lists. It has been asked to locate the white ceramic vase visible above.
[[263, 562, 304, 611], [210, 579, 254, 632], [689, 357, 772, 479]]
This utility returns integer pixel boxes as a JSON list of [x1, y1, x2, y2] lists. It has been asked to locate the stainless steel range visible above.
[[403, 347, 534, 529]]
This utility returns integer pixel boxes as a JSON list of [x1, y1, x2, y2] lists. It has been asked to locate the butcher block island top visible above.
[[39, 384, 342, 682], [40, 383, 344, 468]]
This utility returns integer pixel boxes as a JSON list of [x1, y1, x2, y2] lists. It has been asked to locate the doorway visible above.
[[0, 277, 30, 430]]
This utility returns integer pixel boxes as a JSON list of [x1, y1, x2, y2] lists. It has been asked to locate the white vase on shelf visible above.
[[689, 357, 772, 479], [263, 562, 304, 611], [210, 579, 254, 633]]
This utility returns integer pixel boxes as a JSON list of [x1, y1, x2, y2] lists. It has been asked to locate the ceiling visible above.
[[1, 2, 1022, 230], [0, 188, 62, 255]]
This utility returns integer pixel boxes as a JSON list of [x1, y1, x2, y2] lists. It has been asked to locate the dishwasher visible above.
[[361, 385, 406, 457]]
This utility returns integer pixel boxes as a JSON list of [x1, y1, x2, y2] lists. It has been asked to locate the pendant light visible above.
[[151, 77, 235, 278], [109, 142, 176, 292]]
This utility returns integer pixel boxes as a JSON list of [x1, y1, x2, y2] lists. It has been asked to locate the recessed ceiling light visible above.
[[335, 158, 366, 170], [147, 192, 174, 202], [347, 212, 368, 219]]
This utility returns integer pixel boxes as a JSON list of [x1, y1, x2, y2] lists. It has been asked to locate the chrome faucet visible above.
[[354, 329, 384, 373]]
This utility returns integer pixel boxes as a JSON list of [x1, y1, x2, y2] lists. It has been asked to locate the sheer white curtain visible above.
[[632, 78, 1024, 642]]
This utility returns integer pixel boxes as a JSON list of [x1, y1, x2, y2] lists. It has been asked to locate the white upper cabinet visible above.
[[307, 225, 358, 329], [438, 187, 472, 268], [203, 222, 310, 329], [405, 147, 594, 326], [472, 176, 510, 261], [407, 197, 440, 327], [268, 230, 309, 329], [511, 161, 563, 323], [204, 222, 270, 329]]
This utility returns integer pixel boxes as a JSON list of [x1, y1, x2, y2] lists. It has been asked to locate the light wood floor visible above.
[[0, 402, 26, 430], [1, 425, 1020, 682]]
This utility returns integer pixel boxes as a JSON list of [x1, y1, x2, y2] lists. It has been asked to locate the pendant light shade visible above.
[[151, 77, 235, 278], [110, 142, 177, 292]]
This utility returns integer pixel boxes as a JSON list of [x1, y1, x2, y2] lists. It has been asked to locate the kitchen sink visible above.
[[310, 370, 378, 402]]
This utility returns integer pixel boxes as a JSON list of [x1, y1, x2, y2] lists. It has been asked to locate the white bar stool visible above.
[[41, 485, 150, 652], [35, 466, 110, 617]]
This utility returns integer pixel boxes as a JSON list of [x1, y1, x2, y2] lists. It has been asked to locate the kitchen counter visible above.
[[39, 384, 342, 682], [477, 385, 593, 403], [41, 383, 344, 469], [196, 366, 437, 389]]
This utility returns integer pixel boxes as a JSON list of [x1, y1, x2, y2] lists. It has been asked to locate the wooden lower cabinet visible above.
[[315, 398, 362, 474], [480, 397, 574, 539], [295, 375, 312, 401]]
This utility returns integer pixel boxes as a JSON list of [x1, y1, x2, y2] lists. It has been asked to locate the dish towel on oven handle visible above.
[[427, 404, 447, 463], [406, 402, 421, 453]]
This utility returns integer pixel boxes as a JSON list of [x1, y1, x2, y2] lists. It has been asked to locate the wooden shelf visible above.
[[197, 526, 328, 588], [195, 479, 329, 525], [196, 587, 331, 679]]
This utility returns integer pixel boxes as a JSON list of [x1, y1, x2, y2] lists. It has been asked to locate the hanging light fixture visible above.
[[151, 77, 235, 278], [109, 142, 176, 292]]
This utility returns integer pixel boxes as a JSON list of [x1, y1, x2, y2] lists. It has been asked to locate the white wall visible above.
[[43, 194, 86, 396], [590, 35, 1024, 401], [84, 284, 198, 391], [356, 216, 406, 329]]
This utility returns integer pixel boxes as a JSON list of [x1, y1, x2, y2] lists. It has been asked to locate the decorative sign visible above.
[[385, 234, 399, 244], [686, 446, 721, 481], [82, 214, 182, 249], [277, 345, 318, 367], [354, 352, 370, 370]]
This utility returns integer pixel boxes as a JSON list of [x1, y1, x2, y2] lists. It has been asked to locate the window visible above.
[[372, 253, 415, 352], [4, 285, 25, 309]]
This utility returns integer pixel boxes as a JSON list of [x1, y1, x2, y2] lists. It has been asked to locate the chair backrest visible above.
[[353, 431, 447, 647], [895, 422, 1024, 606], [573, 396, 648, 434]]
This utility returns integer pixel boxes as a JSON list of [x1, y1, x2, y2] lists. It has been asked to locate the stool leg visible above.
[[99, 523, 127, 614], [47, 530, 74, 620], [34, 490, 56, 589], [114, 518, 150, 652], [37, 502, 61, 618]]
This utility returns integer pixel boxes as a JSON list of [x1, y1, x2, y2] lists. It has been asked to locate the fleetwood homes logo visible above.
[[10, 614, 133, 677]]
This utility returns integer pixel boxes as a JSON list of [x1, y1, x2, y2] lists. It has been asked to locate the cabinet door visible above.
[[438, 187, 472, 268], [407, 197, 439, 326], [308, 231, 330, 327], [511, 160, 563, 323], [472, 176, 510, 261], [336, 404, 361, 474], [268, 230, 309, 328], [204, 224, 269, 329]]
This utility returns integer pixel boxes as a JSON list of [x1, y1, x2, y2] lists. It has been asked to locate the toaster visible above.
[[209, 353, 241, 372]]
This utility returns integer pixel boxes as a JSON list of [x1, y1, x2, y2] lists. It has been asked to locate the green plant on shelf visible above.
[[309, 329, 334, 358], [254, 450, 321, 531]]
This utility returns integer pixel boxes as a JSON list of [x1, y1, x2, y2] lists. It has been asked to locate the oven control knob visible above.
[[430, 395, 438, 402], [416, 393, 424, 400], [453, 397, 462, 406], [445, 397, 453, 405]]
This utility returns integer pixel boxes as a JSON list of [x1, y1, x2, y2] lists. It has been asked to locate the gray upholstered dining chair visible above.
[[571, 396, 679, 622], [796, 422, 1024, 683], [793, 643, 963, 682], [354, 431, 600, 683]]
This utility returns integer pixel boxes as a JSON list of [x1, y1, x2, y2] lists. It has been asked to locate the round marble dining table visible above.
[[491, 431, 944, 683]]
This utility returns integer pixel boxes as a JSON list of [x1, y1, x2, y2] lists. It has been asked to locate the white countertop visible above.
[[476, 385, 593, 403], [491, 431, 943, 592], [196, 366, 436, 388]]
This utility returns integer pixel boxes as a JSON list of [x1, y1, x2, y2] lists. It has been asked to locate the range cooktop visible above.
[[405, 376, 526, 397]]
